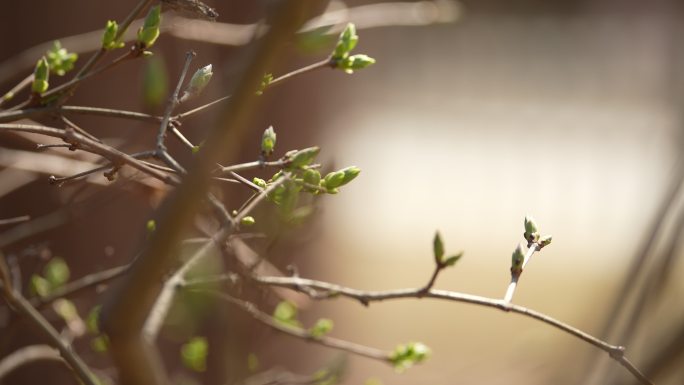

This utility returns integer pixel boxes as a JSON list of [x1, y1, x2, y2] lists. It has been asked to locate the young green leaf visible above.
[[433, 231, 445, 264], [389, 342, 431, 372], [309, 318, 334, 339], [181, 336, 209, 372], [539, 234, 553, 248], [273, 300, 301, 327], [90, 335, 109, 353], [86, 306, 101, 334], [30, 274, 51, 297], [338, 54, 376, 74], [44, 257, 70, 288], [333, 23, 358, 59], [287, 147, 320, 169], [143, 56, 168, 107], [443, 252, 463, 267]]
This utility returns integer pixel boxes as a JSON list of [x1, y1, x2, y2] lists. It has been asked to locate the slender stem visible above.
[[0, 123, 179, 185], [269, 58, 332, 88], [220, 159, 287, 174], [157, 51, 196, 151], [212, 274, 654, 385], [175, 58, 332, 120], [67, 0, 155, 94], [503, 243, 539, 303], [42, 50, 135, 101], [0, 74, 33, 108], [0, 216, 30, 226], [31, 265, 130, 309], [0, 256, 98, 385], [197, 289, 391, 362], [143, 229, 229, 341], [0, 345, 65, 380]]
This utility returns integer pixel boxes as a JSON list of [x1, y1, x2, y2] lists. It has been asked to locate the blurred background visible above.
[[1, 1, 683, 384]]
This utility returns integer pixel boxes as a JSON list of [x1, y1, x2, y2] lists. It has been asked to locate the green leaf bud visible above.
[[302, 168, 321, 187], [339, 54, 376, 74], [102, 20, 125, 50], [90, 335, 109, 353], [433, 231, 444, 264], [32, 57, 49, 94], [30, 274, 51, 297], [86, 306, 102, 334], [184, 64, 213, 99], [44, 257, 70, 288], [46, 41, 78, 76], [390, 342, 431, 372], [137, 5, 162, 48], [181, 337, 208, 372], [256, 73, 273, 95], [511, 242, 525, 275], [252, 177, 267, 189], [323, 171, 345, 189], [261, 125, 276, 156], [240, 216, 256, 226], [333, 23, 358, 59], [273, 300, 301, 327], [146, 219, 156, 233], [539, 234, 553, 248], [524, 215, 539, 241], [309, 318, 334, 338], [338, 166, 361, 186], [288, 146, 320, 168]]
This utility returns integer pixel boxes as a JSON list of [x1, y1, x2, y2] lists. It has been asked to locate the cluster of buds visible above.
[[331, 23, 376, 74], [510, 215, 552, 275]]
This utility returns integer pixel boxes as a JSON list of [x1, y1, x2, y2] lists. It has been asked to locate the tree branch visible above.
[[0, 255, 98, 385], [196, 289, 391, 363]]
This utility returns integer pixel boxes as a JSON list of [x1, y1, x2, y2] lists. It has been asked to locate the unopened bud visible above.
[[32, 57, 49, 93], [511, 242, 525, 274], [137, 5, 162, 48], [261, 126, 276, 156], [183, 64, 212, 99]]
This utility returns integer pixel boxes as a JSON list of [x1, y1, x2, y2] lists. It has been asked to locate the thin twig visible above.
[[503, 243, 539, 303], [0, 123, 179, 185], [0, 216, 31, 226], [220, 159, 288, 174], [195, 274, 658, 385], [157, 51, 195, 151], [143, 229, 228, 341], [175, 59, 331, 120], [196, 289, 391, 363], [0, 73, 33, 108], [0, 345, 66, 380], [0, 255, 98, 385], [31, 264, 130, 309]]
